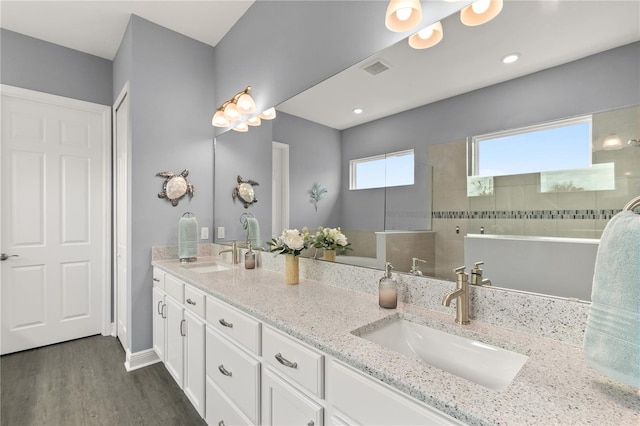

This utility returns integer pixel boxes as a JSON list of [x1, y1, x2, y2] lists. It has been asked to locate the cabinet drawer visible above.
[[152, 268, 165, 290], [262, 326, 323, 398], [328, 360, 464, 426], [165, 273, 184, 303], [184, 285, 205, 318], [206, 378, 252, 426], [206, 327, 260, 425], [206, 296, 260, 355]]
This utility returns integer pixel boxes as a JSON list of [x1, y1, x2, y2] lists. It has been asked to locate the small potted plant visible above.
[[312, 226, 351, 262], [268, 228, 312, 284]]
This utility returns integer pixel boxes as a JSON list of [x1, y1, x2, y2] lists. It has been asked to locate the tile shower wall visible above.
[[429, 106, 640, 281]]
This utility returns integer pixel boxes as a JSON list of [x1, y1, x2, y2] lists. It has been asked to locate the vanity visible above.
[[151, 251, 639, 426]]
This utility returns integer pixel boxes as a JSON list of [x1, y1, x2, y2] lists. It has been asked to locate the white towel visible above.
[[179, 216, 198, 260], [246, 217, 261, 248], [583, 210, 639, 388]]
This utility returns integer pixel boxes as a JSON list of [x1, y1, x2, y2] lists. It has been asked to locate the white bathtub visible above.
[[464, 234, 598, 301]]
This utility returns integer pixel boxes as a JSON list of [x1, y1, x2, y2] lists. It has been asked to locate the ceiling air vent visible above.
[[362, 60, 391, 76]]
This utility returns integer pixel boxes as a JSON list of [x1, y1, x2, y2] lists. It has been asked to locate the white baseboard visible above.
[[110, 322, 116, 337], [124, 348, 161, 371]]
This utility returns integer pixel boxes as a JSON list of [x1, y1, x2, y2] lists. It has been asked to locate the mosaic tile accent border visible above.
[[433, 209, 621, 220]]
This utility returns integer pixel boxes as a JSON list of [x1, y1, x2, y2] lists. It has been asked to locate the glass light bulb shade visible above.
[[212, 110, 229, 127], [409, 21, 443, 49], [603, 134, 623, 150], [460, 0, 503, 26], [232, 122, 249, 132], [237, 93, 256, 114], [502, 53, 520, 64], [223, 102, 241, 121], [247, 116, 261, 126], [472, 0, 491, 14], [385, 0, 422, 32], [259, 107, 277, 120]]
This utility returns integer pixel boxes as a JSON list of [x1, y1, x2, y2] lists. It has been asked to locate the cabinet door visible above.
[[262, 368, 323, 426], [152, 287, 166, 362], [165, 296, 185, 388], [184, 309, 205, 417]]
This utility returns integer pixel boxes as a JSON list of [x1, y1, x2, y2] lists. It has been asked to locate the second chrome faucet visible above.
[[442, 266, 470, 325]]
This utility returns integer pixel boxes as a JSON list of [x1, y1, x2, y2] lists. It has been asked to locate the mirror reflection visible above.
[[214, 1, 640, 302]]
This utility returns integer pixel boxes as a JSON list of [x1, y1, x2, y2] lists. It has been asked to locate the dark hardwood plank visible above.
[[1, 335, 206, 426]]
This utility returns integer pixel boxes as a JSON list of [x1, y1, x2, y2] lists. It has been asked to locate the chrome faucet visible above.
[[442, 266, 470, 325], [470, 261, 492, 286], [409, 257, 427, 276], [218, 241, 239, 264]]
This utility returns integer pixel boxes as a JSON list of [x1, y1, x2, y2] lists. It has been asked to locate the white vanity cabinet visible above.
[[183, 286, 206, 417], [152, 271, 166, 362], [262, 367, 323, 426]]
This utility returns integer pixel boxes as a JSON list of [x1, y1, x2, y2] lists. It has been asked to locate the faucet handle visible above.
[[473, 261, 484, 268], [453, 266, 466, 274]]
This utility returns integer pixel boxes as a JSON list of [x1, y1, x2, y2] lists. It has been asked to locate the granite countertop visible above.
[[152, 256, 640, 426]]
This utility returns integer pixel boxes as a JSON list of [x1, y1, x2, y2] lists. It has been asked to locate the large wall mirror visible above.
[[214, 1, 640, 302]]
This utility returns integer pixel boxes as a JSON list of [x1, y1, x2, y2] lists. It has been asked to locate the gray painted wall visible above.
[[213, 0, 464, 129], [341, 42, 640, 230], [0, 29, 113, 106], [112, 16, 216, 353]]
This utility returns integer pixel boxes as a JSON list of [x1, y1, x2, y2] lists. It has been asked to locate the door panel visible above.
[[1, 86, 110, 355]]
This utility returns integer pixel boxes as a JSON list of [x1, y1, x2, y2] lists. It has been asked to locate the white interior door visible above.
[[272, 142, 289, 237], [1, 85, 110, 355], [114, 86, 130, 352]]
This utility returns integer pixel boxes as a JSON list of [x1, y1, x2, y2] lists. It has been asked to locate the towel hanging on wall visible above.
[[179, 212, 198, 262], [583, 196, 640, 388]]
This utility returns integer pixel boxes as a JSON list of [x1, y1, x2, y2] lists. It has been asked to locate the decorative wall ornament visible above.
[[308, 182, 327, 212], [232, 175, 259, 208], [156, 169, 194, 206]]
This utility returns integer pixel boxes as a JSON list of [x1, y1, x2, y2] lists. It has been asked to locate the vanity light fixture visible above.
[[602, 134, 623, 150], [502, 53, 520, 64], [212, 86, 257, 127], [232, 122, 249, 132], [385, 0, 422, 32], [460, 0, 503, 26], [409, 21, 443, 49], [247, 116, 261, 126], [259, 107, 277, 120]]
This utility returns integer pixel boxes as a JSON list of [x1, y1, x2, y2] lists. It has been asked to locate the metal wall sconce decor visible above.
[[232, 175, 259, 208], [157, 169, 194, 206]]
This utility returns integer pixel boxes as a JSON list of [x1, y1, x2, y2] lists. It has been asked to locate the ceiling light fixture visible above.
[[603, 134, 623, 150], [460, 0, 503, 26], [409, 21, 443, 49], [385, 0, 422, 32], [502, 53, 520, 64]]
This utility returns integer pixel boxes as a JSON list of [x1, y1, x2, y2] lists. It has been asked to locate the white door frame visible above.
[[0, 84, 112, 340], [112, 83, 131, 350], [272, 142, 290, 236]]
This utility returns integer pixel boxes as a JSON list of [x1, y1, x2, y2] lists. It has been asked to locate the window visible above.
[[470, 116, 592, 177], [349, 149, 414, 190]]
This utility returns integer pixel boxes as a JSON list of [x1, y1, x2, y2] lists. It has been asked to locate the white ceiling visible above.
[[278, 1, 640, 130], [0, 0, 255, 59]]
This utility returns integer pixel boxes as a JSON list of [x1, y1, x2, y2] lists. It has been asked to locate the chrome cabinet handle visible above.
[[180, 319, 186, 337], [275, 353, 298, 369], [308, 422, 314, 426], [157, 301, 163, 315], [218, 421, 225, 426], [153, 277, 160, 282], [161, 303, 167, 319], [186, 298, 196, 305], [0, 254, 18, 261], [218, 364, 232, 377], [219, 318, 233, 328]]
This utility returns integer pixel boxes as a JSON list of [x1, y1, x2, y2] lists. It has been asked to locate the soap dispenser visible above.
[[244, 242, 256, 269], [379, 262, 397, 309]]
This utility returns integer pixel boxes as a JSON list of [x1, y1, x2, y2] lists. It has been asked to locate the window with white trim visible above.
[[349, 149, 414, 190]]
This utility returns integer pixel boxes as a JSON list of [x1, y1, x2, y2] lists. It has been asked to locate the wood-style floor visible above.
[[1, 335, 206, 426]]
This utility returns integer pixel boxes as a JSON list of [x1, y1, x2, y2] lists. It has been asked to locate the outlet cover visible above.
[[200, 227, 209, 240], [217, 227, 225, 239]]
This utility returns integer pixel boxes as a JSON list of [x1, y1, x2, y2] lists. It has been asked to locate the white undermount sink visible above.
[[180, 262, 231, 273], [357, 317, 528, 392]]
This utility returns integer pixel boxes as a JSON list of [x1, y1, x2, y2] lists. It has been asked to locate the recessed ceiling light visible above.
[[502, 53, 520, 64], [353, 108, 363, 114]]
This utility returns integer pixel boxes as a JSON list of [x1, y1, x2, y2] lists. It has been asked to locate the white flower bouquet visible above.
[[268, 228, 312, 256], [312, 227, 351, 252]]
